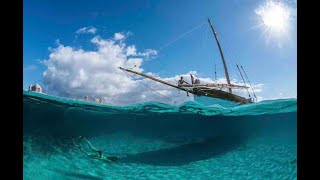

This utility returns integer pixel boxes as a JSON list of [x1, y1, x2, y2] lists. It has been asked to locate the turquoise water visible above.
[[23, 91, 297, 179]]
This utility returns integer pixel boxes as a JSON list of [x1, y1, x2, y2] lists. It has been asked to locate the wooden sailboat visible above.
[[119, 18, 256, 105]]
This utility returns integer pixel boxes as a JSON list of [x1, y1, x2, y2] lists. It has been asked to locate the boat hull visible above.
[[193, 95, 239, 107], [192, 88, 252, 105]]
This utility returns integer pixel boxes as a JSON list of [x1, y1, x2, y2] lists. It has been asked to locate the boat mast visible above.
[[208, 18, 232, 93]]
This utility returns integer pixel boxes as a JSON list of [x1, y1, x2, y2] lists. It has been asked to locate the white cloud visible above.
[[113, 32, 133, 41], [76, 26, 97, 34], [126, 45, 137, 56], [41, 29, 262, 105], [114, 33, 125, 40], [24, 65, 38, 71], [138, 49, 158, 59], [125, 45, 157, 59]]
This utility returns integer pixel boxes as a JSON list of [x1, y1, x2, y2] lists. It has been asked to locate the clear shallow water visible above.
[[23, 91, 297, 179]]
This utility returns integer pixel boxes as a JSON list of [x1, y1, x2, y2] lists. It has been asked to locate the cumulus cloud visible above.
[[76, 26, 97, 34], [126, 45, 137, 56], [138, 49, 158, 59], [113, 32, 133, 41], [114, 33, 125, 40], [125, 45, 157, 59], [41, 30, 262, 105]]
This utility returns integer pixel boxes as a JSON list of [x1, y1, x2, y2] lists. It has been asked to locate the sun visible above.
[[259, 2, 290, 32], [255, 0, 292, 41]]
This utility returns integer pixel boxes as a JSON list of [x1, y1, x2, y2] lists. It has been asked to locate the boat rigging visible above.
[[119, 18, 256, 104]]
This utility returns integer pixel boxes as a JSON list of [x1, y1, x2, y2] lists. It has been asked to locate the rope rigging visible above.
[[214, 62, 217, 82], [207, 26, 242, 88], [217, 31, 257, 100], [118, 18, 256, 104], [120, 68, 177, 104], [158, 21, 206, 52], [236, 64, 251, 99], [240, 65, 257, 101], [217, 33, 243, 85]]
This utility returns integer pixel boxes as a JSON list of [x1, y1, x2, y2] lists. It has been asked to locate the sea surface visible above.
[[23, 91, 297, 179]]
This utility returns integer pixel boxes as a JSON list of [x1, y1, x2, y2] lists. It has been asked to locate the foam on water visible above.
[[23, 91, 297, 179]]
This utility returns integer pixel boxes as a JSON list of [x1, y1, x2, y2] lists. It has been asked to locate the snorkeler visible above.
[[71, 136, 118, 162]]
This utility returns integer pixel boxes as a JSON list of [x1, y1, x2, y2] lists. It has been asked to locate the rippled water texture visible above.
[[23, 91, 297, 179]]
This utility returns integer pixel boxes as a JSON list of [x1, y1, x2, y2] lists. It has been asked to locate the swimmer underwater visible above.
[[71, 136, 119, 162]]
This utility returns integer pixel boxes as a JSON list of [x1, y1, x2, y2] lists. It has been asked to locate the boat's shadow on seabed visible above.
[[45, 135, 247, 180], [118, 135, 247, 166]]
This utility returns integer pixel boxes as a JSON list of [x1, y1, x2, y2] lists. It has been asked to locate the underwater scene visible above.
[[23, 91, 297, 179]]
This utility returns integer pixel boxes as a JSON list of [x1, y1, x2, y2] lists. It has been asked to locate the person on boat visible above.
[[178, 76, 191, 96], [71, 136, 118, 162], [28, 83, 42, 93], [178, 76, 189, 86], [194, 78, 201, 84], [190, 74, 195, 84], [94, 98, 103, 104], [84, 96, 89, 101]]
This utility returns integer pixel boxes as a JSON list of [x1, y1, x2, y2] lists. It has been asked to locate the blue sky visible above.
[[23, 0, 297, 103]]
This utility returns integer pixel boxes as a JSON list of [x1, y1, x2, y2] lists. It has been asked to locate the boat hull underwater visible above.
[[192, 88, 252, 105], [193, 90, 253, 107]]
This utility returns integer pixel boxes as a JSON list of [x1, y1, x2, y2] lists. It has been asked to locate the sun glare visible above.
[[255, 0, 292, 42]]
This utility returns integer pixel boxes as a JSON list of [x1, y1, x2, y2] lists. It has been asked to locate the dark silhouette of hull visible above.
[[192, 88, 252, 104]]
